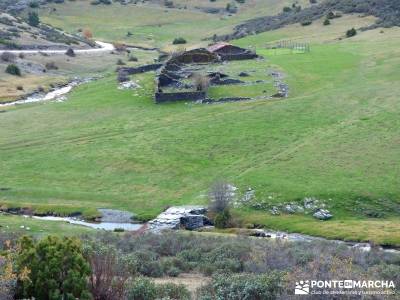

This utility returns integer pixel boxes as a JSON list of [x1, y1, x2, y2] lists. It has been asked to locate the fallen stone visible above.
[[118, 81, 141, 90], [313, 209, 333, 220], [283, 204, 304, 214], [270, 206, 280, 215]]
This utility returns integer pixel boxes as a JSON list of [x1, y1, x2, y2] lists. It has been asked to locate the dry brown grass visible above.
[[153, 273, 210, 295]]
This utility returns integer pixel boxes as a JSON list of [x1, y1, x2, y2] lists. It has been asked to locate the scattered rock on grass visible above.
[[313, 209, 333, 220]]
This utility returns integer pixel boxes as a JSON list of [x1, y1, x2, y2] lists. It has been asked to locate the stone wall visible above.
[[119, 63, 163, 75], [218, 52, 258, 61], [155, 91, 206, 103]]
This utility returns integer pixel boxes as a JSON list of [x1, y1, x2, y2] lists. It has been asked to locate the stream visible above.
[[30, 215, 143, 231], [0, 78, 94, 108], [8, 212, 398, 254]]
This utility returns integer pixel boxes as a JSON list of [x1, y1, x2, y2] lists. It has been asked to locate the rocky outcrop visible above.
[[313, 209, 333, 220], [148, 206, 211, 231]]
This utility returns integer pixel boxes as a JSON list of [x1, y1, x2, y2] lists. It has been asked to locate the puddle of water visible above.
[[31, 216, 142, 231]]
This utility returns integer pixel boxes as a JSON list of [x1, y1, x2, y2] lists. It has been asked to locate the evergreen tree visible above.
[[16, 235, 91, 300], [27, 11, 40, 27]]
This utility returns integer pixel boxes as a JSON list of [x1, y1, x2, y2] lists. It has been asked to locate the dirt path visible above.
[[0, 41, 114, 55]]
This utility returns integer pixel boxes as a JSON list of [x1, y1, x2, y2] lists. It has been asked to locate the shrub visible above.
[[125, 277, 157, 300], [214, 209, 231, 229], [173, 37, 187, 44], [5, 64, 21, 76], [301, 20, 312, 26], [208, 181, 233, 213], [156, 283, 191, 300], [193, 73, 210, 92], [133, 251, 163, 277], [45, 61, 58, 70], [82, 28, 93, 39], [15, 236, 91, 300], [85, 242, 137, 300], [113, 43, 126, 51], [27, 12, 39, 27], [128, 55, 138, 62], [323, 18, 331, 25], [117, 70, 129, 83], [346, 28, 357, 37], [65, 48, 75, 57], [197, 272, 284, 300], [1, 52, 16, 62], [116, 59, 126, 65]]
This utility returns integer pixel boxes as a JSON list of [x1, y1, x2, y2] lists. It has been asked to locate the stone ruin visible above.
[[154, 46, 257, 103], [148, 206, 211, 231]]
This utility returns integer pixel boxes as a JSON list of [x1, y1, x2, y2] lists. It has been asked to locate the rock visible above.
[[270, 206, 280, 215], [284, 204, 304, 214], [313, 209, 333, 220], [118, 81, 141, 90], [304, 197, 319, 210], [239, 72, 250, 77], [148, 206, 208, 231], [242, 188, 255, 202]]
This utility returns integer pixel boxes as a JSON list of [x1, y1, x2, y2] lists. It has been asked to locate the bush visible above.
[[197, 272, 283, 300], [84, 242, 137, 300], [156, 283, 191, 300], [346, 28, 357, 38], [45, 61, 58, 70], [214, 209, 231, 229], [301, 20, 312, 26], [173, 37, 187, 44], [116, 59, 126, 65], [5, 64, 21, 76], [125, 277, 157, 300], [65, 48, 75, 57], [117, 70, 129, 83], [323, 18, 331, 25], [208, 181, 233, 214], [27, 11, 39, 27], [133, 251, 163, 277], [15, 236, 91, 300], [1, 52, 16, 62]]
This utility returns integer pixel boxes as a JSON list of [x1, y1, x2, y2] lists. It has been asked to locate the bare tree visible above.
[[86, 244, 136, 300], [193, 73, 210, 92], [208, 181, 234, 213]]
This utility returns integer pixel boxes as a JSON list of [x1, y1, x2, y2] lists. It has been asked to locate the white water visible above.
[[31, 216, 143, 231], [0, 79, 92, 107]]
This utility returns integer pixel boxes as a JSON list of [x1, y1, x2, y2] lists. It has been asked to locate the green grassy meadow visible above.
[[40, 0, 310, 49], [1, 3, 400, 245]]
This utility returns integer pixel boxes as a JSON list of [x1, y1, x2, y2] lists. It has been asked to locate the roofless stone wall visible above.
[[155, 91, 206, 103]]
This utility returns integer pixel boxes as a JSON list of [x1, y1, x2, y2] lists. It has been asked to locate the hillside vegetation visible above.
[[38, 0, 311, 49], [224, 0, 400, 40], [0, 0, 399, 246]]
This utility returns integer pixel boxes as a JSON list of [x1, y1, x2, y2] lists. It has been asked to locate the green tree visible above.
[[214, 209, 231, 229], [27, 11, 40, 27], [15, 235, 91, 300], [346, 28, 357, 38], [5, 64, 21, 76]]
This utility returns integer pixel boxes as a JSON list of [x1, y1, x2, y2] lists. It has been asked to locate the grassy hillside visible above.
[[1, 17, 400, 245], [39, 0, 311, 49]]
